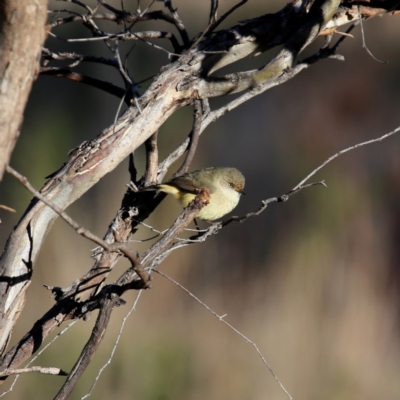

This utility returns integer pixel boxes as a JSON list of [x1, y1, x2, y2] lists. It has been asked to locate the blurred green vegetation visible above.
[[1, 1, 400, 399]]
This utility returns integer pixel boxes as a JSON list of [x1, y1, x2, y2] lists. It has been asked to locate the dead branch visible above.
[[39, 67, 127, 99], [174, 100, 203, 176], [0, 366, 68, 378], [144, 131, 159, 185], [0, 187, 209, 376], [53, 294, 124, 400], [5, 166, 150, 287]]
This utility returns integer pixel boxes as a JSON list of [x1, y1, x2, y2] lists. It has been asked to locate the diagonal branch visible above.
[[155, 269, 293, 400], [189, 0, 341, 97], [174, 100, 203, 176], [294, 125, 400, 190], [163, 0, 190, 45], [40, 67, 127, 99], [6, 166, 150, 287], [53, 294, 125, 400]]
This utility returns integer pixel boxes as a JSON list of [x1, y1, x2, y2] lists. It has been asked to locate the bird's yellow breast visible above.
[[157, 182, 240, 221]]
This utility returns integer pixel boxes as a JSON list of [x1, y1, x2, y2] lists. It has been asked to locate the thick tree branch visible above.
[[144, 131, 159, 185], [190, 0, 341, 97], [0, 0, 48, 180]]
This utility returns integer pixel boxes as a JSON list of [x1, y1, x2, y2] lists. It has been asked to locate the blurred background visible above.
[[1, 0, 400, 399]]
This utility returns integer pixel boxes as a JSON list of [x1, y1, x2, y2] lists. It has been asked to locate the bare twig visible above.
[[41, 48, 119, 68], [6, 166, 150, 287], [0, 321, 78, 398], [40, 67, 127, 99], [209, 0, 219, 25], [154, 270, 293, 400], [0, 205, 15, 213], [81, 290, 143, 399], [64, 30, 181, 55], [53, 294, 125, 400], [157, 136, 190, 181], [114, 41, 133, 87], [358, 4, 387, 63], [0, 366, 68, 378], [294, 126, 400, 190], [188, 125, 400, 243], [174, 100, 203, 177], [163, 0, 189, 45], [210, 0, 248, 32], [68, 0, 94, 14], [186, 182, 326, 244]]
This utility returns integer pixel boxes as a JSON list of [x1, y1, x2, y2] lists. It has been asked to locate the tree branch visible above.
[[0, 366, 68, 378], [144, 131, 159, 185], [174, 100, 203, 176], [6, 166, 150, 287], [40, 67, 127, 99], [0, 0, 48, 180], [53, 294, 125, 400]]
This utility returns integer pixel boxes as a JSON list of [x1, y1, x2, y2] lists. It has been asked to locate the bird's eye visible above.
[[229, 182, 234, 187]]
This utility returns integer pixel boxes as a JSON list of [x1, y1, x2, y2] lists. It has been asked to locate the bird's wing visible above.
[[168, 174, 217, 194]]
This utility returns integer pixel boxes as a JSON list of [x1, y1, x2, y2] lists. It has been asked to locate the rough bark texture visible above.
[[0, 0, 48, 180]]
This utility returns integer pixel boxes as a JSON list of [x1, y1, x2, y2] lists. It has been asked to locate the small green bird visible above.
[[151, 167, 245, 221]]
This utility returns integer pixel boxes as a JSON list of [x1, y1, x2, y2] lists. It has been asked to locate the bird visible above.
[[147, 167, 245, 221]]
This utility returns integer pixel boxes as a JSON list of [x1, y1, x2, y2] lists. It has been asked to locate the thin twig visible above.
[[186, 181, 325, 244], [209, 0, 219, 25], [40, 67, 126, 99], [0, 205, 16, 213], [210, 0, 247, 32], [174, 100, 203, 176], [6, 166, 150, 286], [81, 290, 143, 399], [358, 3, 387, 64], [186, 125, 400, 243], [65, 30, 181, 55], [0, 366, 68, 378], [114, 41, 133, 86], [0, 321, 77, 398], [154, 270, 293, 400], [163, 0, 189, 45], [294, 126, 400, 190], [68, 0, 94, 14], [41, 48, 119, 68]]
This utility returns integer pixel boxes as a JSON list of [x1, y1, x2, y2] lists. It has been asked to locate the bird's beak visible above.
[[240, 190, 246, 196]]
